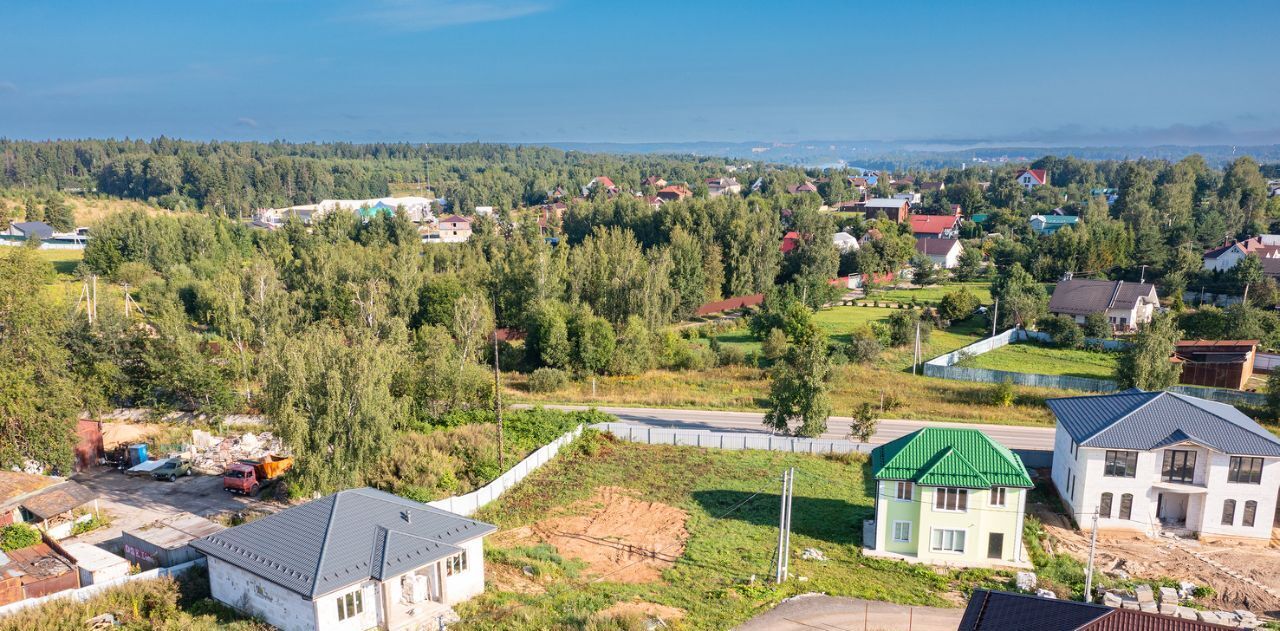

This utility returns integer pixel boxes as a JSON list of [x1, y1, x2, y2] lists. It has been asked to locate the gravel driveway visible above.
[[735, 594, 963, 631], [68, 466, 272, 549]]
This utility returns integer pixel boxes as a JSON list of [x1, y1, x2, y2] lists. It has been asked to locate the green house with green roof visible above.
[[867, 428, 1033, 568]]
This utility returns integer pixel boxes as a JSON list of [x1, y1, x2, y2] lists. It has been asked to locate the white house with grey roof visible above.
[[191, 487, 496, 631], [1048, 389, 1280, 543]]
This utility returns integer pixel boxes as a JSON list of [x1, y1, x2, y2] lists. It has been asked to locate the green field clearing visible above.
[[866, 281, 993, 305], [460, 435, 1011, 630], [964, 343, 1119, 380], [34, 248, 84, 276]]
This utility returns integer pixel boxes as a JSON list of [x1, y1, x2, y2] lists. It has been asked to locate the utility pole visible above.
[[492, 293, 504, 469], [1084, 510, 1099, 602], [775, 467, 794, 584], [912, 320, 921, 376], [991, 298, 999, 337], [1244, 283, 1251, 305]]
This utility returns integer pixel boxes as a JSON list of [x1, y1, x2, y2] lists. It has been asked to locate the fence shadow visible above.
[[691, 489, 870, 546]]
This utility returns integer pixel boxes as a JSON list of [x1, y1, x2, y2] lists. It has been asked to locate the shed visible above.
[[18, 480, 98, 539], [0, 471, 58, 527], [0, 543, 78, 606], [62, 541, 130, 586], [1173, 340, 1258, 390], [121, 512, 224, 570]]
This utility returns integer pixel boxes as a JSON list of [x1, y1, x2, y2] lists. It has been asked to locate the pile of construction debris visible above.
[[188, 430, 287, 475], [1101, 584, 1262, 628]]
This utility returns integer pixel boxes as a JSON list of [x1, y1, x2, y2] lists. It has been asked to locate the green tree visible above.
[[264, 324, 407, 495], [571, 311, 616, 375], [887, 309, 931, 347], [910, 253, 938, 287], [0, 249, 79, 473], [1114, 312, 1183, 390], [1082, 312, 1111, 339], [849, 402, 877, 442], [608, 316, 653, 375], [991, 263, 1047, 328], [524, 302, 571, 369], [954, 245, 984, 281], [1267, 370, 1280, 421], [938, 287, 979, 321], [763, 323, 831, 437]]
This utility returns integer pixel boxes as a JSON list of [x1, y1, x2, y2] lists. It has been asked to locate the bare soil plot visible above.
[[493, 486, 689, 583], [1036, 506, 1280, 615]]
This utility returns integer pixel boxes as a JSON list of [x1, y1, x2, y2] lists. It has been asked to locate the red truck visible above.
[[223, 454, 293, 495]]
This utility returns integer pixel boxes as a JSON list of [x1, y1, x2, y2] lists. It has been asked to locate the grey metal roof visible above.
[[190, 487, 496, 598], [864, 198, 908, 208], [1047, 279, 1156, 316], [13, 222, 54, 239], [1047, 389, 1280, 456], [960, 589, 1109, 630]]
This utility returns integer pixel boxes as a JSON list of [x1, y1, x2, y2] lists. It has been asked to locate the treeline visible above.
[[0, 139, 744, 216]]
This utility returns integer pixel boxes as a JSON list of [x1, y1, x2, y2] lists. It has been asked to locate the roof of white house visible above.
[[1047, 389, 1280, 456], [191, 487, 495, 598]]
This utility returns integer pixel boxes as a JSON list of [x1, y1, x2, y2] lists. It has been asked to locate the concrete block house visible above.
[[866, 428, 1033, 568], [1049, 389, 1280, 543], [192, 487, 495, 631]]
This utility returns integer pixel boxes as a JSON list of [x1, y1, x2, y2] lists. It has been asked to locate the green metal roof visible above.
[[871, 428, 1033, 488]]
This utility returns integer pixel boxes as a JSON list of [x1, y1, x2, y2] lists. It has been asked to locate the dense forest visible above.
[[3, 139, 1280, 492]]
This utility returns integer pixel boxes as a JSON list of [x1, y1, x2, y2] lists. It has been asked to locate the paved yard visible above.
[[736, 594, 963, 631], [68, 466, 274, 549]]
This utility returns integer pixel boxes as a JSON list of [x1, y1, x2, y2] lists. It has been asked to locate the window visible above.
[[445, 551, 468, 576], [934, 488, 968, 512], [989, 487, 1007, 507], [1099, 493, 1113, 518], [336, 589, 363, 621], [1222, 499, 1237, 526], [895, 481, 914, 501], [1119, 493, 1133, 520], [1244, 501, 1258, 527], [931, 529, 966, 553], [892, 521, 912, 542], [1162, 450, 1196, 483], [1228, 457, 1264, 484], [1104, 451, 1138, 478]]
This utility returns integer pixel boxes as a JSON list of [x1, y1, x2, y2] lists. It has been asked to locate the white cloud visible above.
[[236, 117, 261, 129], [340, 0, 552, 31]]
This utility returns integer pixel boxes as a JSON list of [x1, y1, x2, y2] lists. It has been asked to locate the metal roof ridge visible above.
[[310, 492, 343, 596], [922, 446, 992, 488], [1165, 391, 1280, 448], [1077, 390, 1160, 445]]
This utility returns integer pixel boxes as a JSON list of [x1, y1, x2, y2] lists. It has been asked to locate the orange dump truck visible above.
[[222, 454, 293, 495]]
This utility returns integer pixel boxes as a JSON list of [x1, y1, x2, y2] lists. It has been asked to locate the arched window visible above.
[[1099, 493, 1113, 518], [1243, 500, 1258, 528], [1222, 499, 1237, 526], [1119, 493, 1133, 520]]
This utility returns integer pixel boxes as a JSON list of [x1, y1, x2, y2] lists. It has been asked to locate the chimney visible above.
[[401, 510, 411, 524]]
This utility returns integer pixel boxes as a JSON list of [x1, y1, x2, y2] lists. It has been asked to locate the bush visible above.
[[843, 325, 884, 364], [1038, 314, 1084, 348], [762, 327, 789, 360], [716, 345, 748, 367], [991, 379, 1015, 407], [1082, 312, 1111, 339], [527, 367, 570, 393], [0, 523, 39, 551], [887, 309, 932, 347]]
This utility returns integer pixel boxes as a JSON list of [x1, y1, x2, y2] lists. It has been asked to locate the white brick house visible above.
[[1048, 389, 1280, 544], [192, 488, 494, 631]]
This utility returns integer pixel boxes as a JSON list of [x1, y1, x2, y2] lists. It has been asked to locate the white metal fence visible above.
[[0, 559, 202, 618], [592, 422, 873, 455], [923, 329, 1123, 392], [427, 425, 584, 516]]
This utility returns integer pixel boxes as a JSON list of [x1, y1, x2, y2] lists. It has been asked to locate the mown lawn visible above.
[[458, 434, 1012, 630], [964, 343, 1119, 380], [867, 281, 993, 305], [34, 247, 84, 276]]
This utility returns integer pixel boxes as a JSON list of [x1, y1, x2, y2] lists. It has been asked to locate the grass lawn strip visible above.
[[964, 342, 1118, 380]]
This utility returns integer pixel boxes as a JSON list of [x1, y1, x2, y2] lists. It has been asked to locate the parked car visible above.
[[150, 458, 192, 481]]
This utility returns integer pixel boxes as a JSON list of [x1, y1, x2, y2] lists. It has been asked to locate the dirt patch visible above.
[[1033, 504, 1280, 615], [487, 563, 546, 595], [597, 601, 686, 622], [498, 486, 689, 583], [100, 421, 166, 449]]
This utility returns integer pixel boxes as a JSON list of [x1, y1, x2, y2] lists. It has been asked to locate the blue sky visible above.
[[1, 0, 1277, 145]]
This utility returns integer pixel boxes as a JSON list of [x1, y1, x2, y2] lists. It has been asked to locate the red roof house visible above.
[[909, 214, 961, 239]]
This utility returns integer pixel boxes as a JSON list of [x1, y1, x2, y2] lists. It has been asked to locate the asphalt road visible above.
[[734, 594, 963, 631], [528, 404, 1055, 451]]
